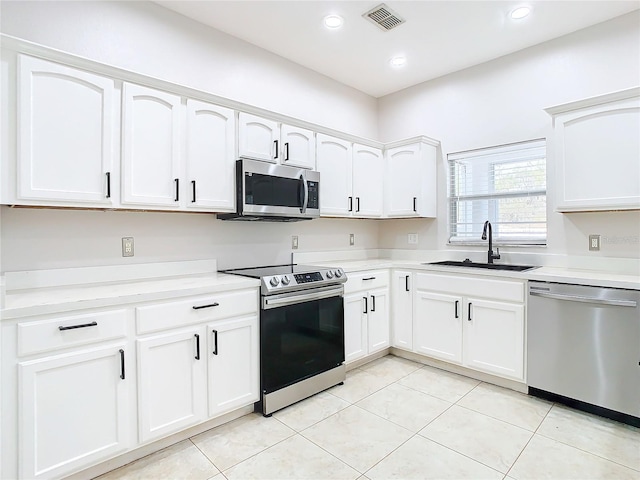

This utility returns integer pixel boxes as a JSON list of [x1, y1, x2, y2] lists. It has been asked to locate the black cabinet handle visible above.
[[363, 296, 368, 314], [348, 196, 353, 212], [413, 197, 417, 212], [274, 140, 279, 159], [191, 180, 196, 203], [174, 178, 179, 202], [105, 172, 111, 198], [59, 321, 98, 331], [371, 295, 376, 312], [284, 142, 290, 161], [356, 197, 360, 212], [194, 334, 200, 360], [455, 300, 459, 319], [363, 277, 376, 281], [192, 302, 219, 310], [405, 275, 410, 292], [119, 349, 125, 380], [212, 330, 218, 355], [468, 302, 473, 321]]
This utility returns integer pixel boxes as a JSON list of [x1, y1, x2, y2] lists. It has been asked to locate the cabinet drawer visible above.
[[136, 289, 259, 334], [344, 270, 389, 294], [415, 273, 524, 303], [17, 309, 127, 357]]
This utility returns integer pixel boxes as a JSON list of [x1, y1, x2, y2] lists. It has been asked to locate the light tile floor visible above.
[[96, 355, 640, 480]]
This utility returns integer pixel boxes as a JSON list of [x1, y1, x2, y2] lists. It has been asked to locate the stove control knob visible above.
[[281, 275, 291, 285], [326, 270, 334, 279], [269, 276, 280, 287], [335, 269, 343, 278]]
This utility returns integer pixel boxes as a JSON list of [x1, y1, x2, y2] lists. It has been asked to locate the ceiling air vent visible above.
[[363, 3, 406, 31]]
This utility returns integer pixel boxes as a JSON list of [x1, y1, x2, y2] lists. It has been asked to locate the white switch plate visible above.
[[292, 235, 298, 249], [122, 237, 134, 257], [349, 233, 355, 246], [589, 234, 600, 251], [408, 233, 418, 244]]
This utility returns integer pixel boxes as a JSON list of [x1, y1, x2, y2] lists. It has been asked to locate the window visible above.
[[448, 139, 546, 245]]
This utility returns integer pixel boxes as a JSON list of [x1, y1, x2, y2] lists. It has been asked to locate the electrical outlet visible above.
[[122, 237, 134, 257], [589, 234, 600, 251], [292, 235, 299, 249], [349, 233, 355, 246], [408, 233, 418, 244]]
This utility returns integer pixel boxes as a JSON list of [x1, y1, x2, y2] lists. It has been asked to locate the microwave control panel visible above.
[[307, 181, 319, 209]]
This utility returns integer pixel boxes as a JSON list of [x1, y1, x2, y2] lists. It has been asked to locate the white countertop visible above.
[[2, 273, 259, 319], [322, 259, 640, 290]]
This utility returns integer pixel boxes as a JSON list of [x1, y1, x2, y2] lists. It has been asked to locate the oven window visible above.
[[261, 295, 344, 393], [245, 173, 302, 208]]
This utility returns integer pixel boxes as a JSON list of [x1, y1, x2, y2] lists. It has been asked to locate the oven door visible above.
[[260, 285, 344, 394], [241, 159, 319, 218]]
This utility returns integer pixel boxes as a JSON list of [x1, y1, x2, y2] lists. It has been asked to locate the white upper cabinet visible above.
[[122, 83, 181, 207], [238, 113, 279, 163], [385, 137, 438, 218], [546, 87, 640, 212], [185, 99, 235, 211], [280, 124, 315, 169], [16, 55, 116, 206], [352, 144, 384, 218], [316, 134, 353, 216]]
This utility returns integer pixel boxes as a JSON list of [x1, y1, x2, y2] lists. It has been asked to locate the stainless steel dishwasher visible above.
[[528, 281, 640, 426]]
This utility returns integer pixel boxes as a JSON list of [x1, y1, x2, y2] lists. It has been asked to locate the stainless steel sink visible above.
[[426, 260, 537, 272]]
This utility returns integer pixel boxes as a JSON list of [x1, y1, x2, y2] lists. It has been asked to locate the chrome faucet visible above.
[[481, 220, 501, 264]]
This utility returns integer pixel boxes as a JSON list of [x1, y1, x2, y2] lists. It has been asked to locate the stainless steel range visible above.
[[222, 264, 347, 416]]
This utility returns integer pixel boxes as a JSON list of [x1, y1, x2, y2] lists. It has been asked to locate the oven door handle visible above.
[[262, 285, 343, 310]]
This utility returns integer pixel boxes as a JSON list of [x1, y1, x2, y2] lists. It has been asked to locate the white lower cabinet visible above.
[[396, 270, 526, 382], [137, 327, 207, 443], [18, 343, 131, 479], [207, 316, 259, 417], [344, 270, 390, 364]]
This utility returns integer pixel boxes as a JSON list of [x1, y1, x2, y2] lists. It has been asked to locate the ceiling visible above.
[[155, 1, 639, 98]]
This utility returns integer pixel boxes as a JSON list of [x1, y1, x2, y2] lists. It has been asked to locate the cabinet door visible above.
[[391, 271, 413, 351], [238, 113, 279, 163], [208, 316, 259, 418], [281, 124, 315, 169], [122, 83, 181, 207], [414, 291, 463, 364], [553, 94, 640, 211], [367, 287, 390, 353], [464, 298, 525, 381], [316, 134, 353, 216], [185, 99, 235, 211], [137, 328, 206, 443], [18, 344, 130, 479], [344, 292, 367, 363], [352, 144, 384, 218], [17, 55, 115, 205], [385, 144, 421, 217]]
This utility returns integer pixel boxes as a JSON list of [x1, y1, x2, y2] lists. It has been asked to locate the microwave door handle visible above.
[[300, 173, 309, 213]]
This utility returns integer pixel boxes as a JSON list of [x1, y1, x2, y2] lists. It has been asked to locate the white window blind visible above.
[[448, 139, 547, 245]]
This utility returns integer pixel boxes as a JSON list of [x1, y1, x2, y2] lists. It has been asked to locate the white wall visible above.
[[378, 12, 640, 259], [0, 0, 381, 273]]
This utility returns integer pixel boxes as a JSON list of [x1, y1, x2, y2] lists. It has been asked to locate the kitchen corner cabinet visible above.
[[14, 308, 131, 479], [122, 83, 182, 207], [547, 87, 640, 212], [317, 135, 383, 218], [384, 138, 438, 218], [391, 270, 414, 351], [15, 55, 117, 206], [185, 99, 235, 211], [238, 113, 315, 169], [414, 272, 525, 381], [344, 270, 390, 363]]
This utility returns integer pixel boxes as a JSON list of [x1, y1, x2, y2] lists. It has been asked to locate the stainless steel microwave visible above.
[[218, 159, 320, 221]]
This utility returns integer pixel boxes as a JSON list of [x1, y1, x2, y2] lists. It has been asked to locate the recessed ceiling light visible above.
[[389, 56, 407, 68], [510, 6, 531, 20], [324, 15, 343, 29]]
